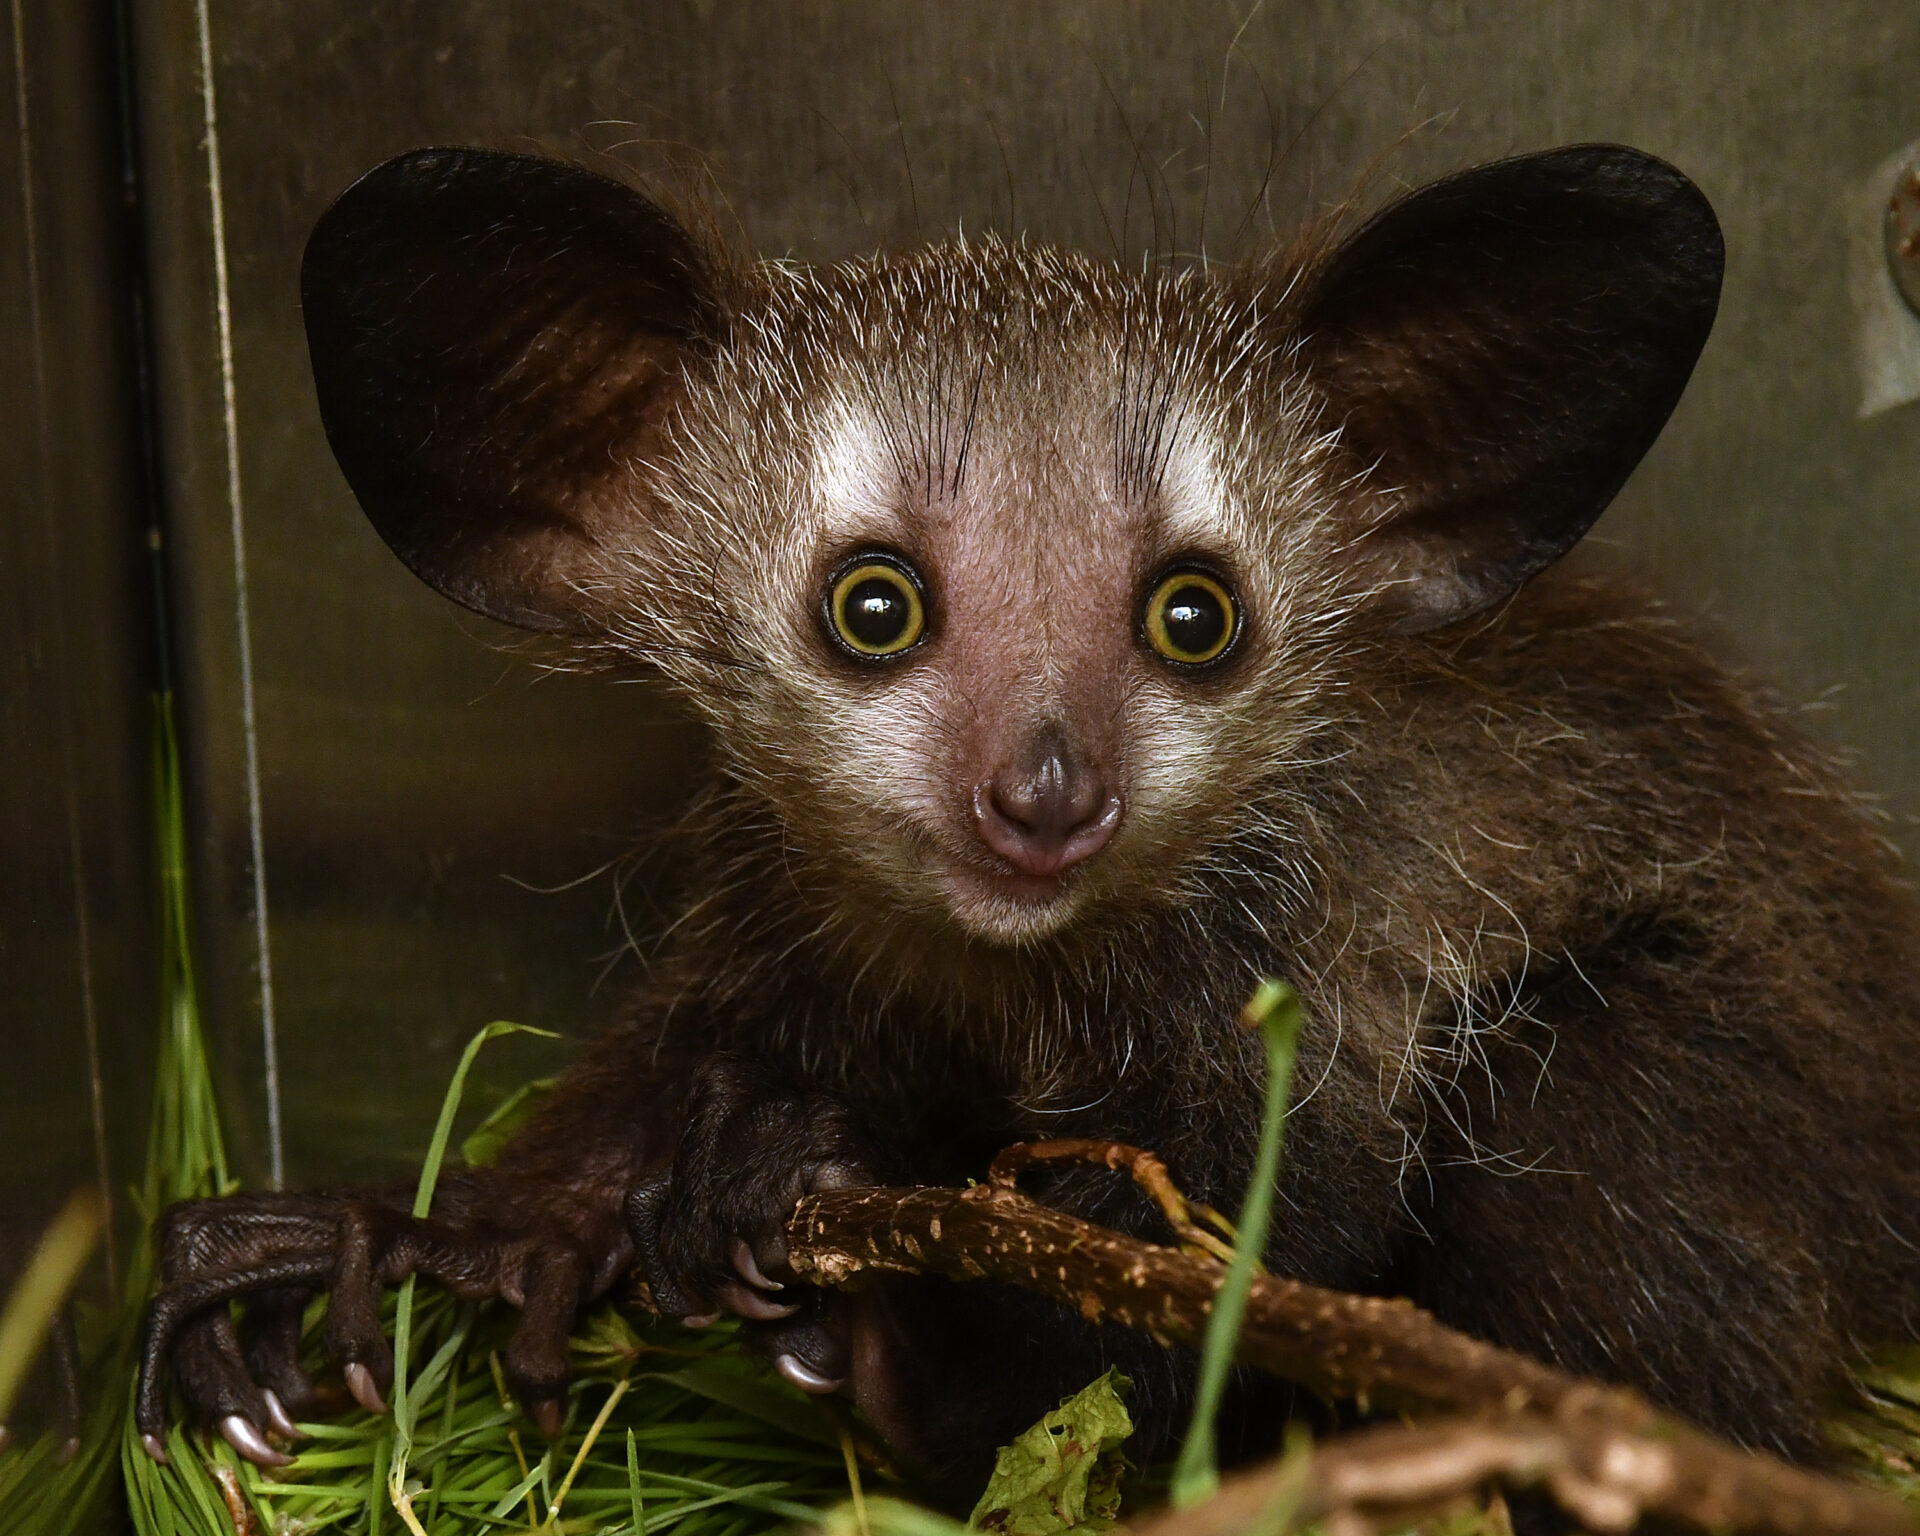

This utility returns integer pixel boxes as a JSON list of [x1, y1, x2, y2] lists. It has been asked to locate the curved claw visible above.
[[261, 1389, 302, 1440], [530, 1398, 565, 1439], [717, 1280, 799, 1322], [679, 1311, 722, 1329], [775, 1353, 843, 1395], [220, 1414, 294, 1468], [730, 1238, 783, 1292], [734, 1291, 801, 1322], [344, 1361, 388, 1415], [141, 1431, 169, 1465]]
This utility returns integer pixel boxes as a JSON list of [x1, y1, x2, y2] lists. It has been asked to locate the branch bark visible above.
[[783, 1142, 1916, 1536], [1125, 1409, 1915, 1536]]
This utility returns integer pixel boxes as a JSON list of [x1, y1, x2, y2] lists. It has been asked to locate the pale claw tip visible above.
[[344, 1361, 388, 1416], [730, 1238, 783, 1291], [679, 1311, 722, 1329], [56, 1435, 81, 1466], [726, 1285, 800, 1323], [220, 1414, 293, 1467], [140, 1432, 169, 1465], [774, 1354, 843, 1395], [261, 1389, 302, 1440]]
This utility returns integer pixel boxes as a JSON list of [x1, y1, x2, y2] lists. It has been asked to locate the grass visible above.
[[1831, 1346, 1920, 1501], [0, 1192, 107, 1431], [0, 695, 231, 1535], [115, 1004, 855, 1536], [1169, 980, 1303, 1509], [121, 707, 855, 1536], [2, 698, 856, 1536], [125, 1295, 853, 1536]]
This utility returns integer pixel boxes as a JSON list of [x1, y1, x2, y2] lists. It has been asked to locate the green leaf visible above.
[[1860, 1344, 1920, 1412], [967, 1369, 1133, 1536], [412, 1022, 558, 1222], [460, 1076, 560, 1168]]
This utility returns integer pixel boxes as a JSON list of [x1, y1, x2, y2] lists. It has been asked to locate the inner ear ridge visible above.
[[479, 314, 689, 519], [302, 147, 731, 637], [1294, 144, 1723, 635]]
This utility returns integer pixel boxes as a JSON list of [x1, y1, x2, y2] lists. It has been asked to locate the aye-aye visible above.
[[138, 142, 1920, 1492]]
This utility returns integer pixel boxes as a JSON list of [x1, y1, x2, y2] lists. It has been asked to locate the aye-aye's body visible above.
[[139, 143, 1920, 1494]]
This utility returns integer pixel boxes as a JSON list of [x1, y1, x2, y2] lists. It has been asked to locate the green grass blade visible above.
[[389, 1016, 558, 1526], [629, 1428, 647, 1536], [0, 1190, 106, 1424], [1169, 980, 1303, 1508]]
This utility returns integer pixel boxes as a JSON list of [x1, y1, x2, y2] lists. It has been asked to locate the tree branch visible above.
[[784, 1141, 1916, 1536], [1125, 1407, 1918, 1536]]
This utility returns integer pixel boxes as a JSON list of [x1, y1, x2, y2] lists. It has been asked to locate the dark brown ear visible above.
[[1295, 144, 1723, 634], [302, 148, 724, 633]]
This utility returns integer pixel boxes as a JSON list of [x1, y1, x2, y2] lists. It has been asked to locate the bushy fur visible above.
[[152, 150, 1920, 1501], [490, 233, 1920, 1474]]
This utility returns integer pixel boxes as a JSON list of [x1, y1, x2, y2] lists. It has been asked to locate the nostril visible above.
[[987, 777, 1033, 833], [974, 763, 1122, 877]]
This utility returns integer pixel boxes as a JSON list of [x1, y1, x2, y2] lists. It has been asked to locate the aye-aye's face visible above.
[[615, 245, 1357, 946], [304, 147, 1719, 953]]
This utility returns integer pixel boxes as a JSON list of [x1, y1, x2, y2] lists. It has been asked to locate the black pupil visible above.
[[843, 576, 910, 648], [1163, 583, 1227, 656]]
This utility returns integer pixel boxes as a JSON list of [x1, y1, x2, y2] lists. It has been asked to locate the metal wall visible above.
[[18, 3, 1920, 1204], [1, 3, 157, 1317]]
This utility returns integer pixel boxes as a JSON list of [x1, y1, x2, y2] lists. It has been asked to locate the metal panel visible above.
[[121, 0, 1920, 1184], [0, 0, 157, 1319]]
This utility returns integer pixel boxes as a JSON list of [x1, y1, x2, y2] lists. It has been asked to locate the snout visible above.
[[972, 738, 1122, 877]]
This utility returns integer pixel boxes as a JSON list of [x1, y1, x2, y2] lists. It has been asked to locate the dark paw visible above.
[[625, 1054, 872, 1391], [138, 1186, 608, 1465]]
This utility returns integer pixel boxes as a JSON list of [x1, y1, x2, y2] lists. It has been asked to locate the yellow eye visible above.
[[1144, 569, 1239, 666], [828, 559, 926, 657]]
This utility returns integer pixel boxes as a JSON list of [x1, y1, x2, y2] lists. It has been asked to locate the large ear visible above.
[[1294, 144, 1723, 634], [301, 148, 724, 633]]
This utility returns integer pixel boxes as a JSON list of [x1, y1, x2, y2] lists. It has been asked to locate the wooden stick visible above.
[[784, 1142, 1916, 1536], [1124, 1407, 1919, 1536], [787, 1170, 1569, 1414]]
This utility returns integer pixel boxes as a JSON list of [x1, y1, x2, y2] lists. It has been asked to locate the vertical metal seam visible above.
[[191, 0, 282, 1187], [12, 0, 121, 1286]]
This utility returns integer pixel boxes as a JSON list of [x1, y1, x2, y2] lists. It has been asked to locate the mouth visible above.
[[933, 854, 1091, 943]]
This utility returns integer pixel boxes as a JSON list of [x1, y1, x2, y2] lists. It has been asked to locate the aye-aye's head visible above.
[[303, 145, 1720, 950]]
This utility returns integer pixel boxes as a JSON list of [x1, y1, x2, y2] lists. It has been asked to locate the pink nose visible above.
[[973, 744, 1121, 877]]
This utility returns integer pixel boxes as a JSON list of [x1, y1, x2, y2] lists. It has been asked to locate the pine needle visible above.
[[0, 1190, 106, 1426], [840, 1426, 872, 1536]]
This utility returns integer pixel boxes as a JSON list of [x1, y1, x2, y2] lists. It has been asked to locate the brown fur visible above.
[[496, 558, 1920, 1474], [146, 146, 1920, 1500]]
